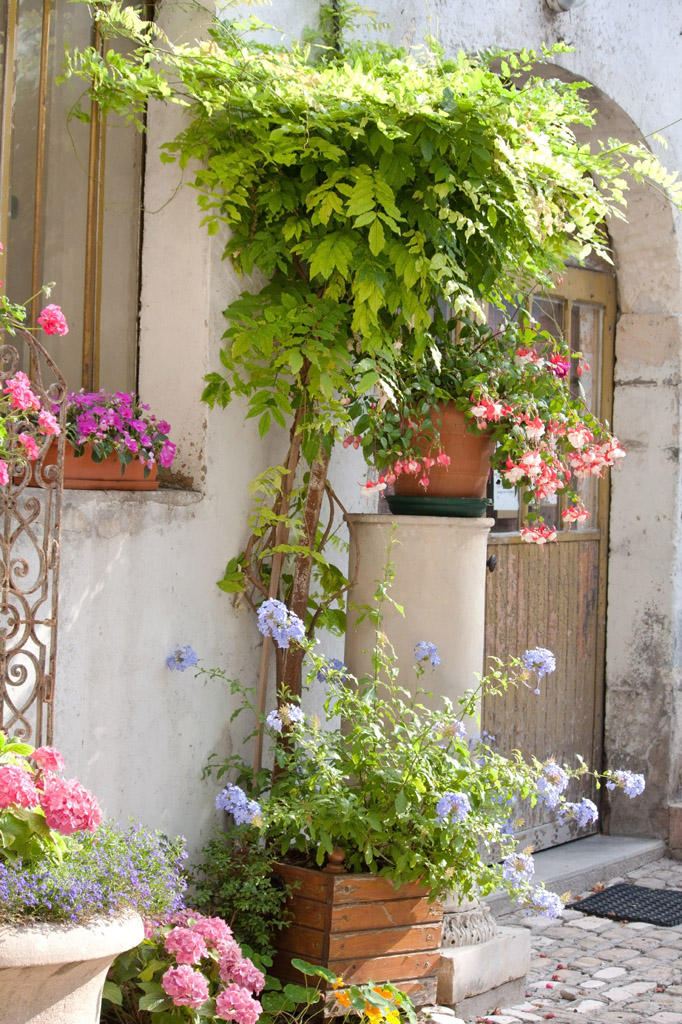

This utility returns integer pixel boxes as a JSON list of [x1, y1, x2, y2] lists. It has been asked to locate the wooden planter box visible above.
[[272, 864, 444, 1008]]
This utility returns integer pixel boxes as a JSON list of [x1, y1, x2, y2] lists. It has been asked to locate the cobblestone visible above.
[[464, 857, 682, 1023]]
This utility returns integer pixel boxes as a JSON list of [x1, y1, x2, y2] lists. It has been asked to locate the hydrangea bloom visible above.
[[191, 914, 234, 948], [502, 851, 535, 884], [31, 746, 66, 772], [215, 783, 262, 826], [0, 764, 40, 809], [414, 641, 441, 667], [435, 791, 471, 824], [225, 956, 265, 994], [215, 983, 262, 1024], [37, 303, 69, 336], [256, 599, 305, 649], [39, 774, 102, 834], [606, 769, 645, 798], [166, 646, 198, 672], [165, 926, 209, 965], [161, 965, 209, 1008], [558, 798, 599, 828]]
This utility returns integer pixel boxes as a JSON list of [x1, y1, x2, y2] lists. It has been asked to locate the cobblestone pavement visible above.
[[466, 857, 682, 1024]]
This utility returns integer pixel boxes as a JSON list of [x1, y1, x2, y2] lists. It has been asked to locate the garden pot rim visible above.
[[0, 911, 144, 966]]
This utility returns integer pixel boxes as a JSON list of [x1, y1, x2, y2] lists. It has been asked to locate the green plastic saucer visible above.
[[385, 495, 491, 518]]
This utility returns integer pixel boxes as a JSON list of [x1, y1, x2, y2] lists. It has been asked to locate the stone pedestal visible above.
[[344, 515, 494, 706], [438, 926, 531, 1009]]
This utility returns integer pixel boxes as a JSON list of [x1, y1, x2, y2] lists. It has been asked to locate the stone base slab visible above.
[[436, 925, 530, 1006]]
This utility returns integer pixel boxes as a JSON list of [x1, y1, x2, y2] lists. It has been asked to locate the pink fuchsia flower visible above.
[[502, 459, 525, 486], [0, 462, 8, 486], [38, 409, 60, 436], [521, 524, 557, 545], [31, 746, 65, 771], [215, 984, 262, 1024], [165, 926, 209, 965], [18, 433, 40, 460], [37, 304, 69, 336], [0, 764, 40, 809], [562, 503, 589, 526], [4, 371, 40, 411], [161, 965, 209, 1009], [548, 353, 570, 377], [39, 773, 102, 834]]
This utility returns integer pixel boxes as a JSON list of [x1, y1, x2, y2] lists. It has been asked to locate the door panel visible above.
[[482, 266, 615, 850]]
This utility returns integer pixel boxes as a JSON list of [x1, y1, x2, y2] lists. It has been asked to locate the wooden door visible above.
[[482, 266, 616, 851]]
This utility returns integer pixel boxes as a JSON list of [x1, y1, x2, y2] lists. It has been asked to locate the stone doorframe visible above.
[[545, 69, 682, 846]]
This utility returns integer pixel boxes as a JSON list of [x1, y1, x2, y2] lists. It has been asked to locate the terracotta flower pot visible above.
[[0, 913, 143, 1024], [393, 403, 494, 500], [272, 863, 443, 1008], [32, 442, 159, 491]]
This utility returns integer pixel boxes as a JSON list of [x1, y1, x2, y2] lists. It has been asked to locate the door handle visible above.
[[486, 554, 497, 573]]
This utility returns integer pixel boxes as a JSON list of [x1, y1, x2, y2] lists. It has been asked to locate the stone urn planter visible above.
[[0, 913, 144, 1024], [272, 863, 444, 1007]]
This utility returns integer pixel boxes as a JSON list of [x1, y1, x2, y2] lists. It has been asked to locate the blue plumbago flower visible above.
[[257, 599, 306, 649], [215, 783, 262, 826], [502, 851, 535, 884], [537, 759, 569, 809], [521, 647, 556, 692], [558, 798, 599, 828], [521, 886, 563, 919], [316, 658, 349, 683], [266, 709, 283, 733], [414, 641, 441, 667], [435, 791, 471, 824], [605, 769, 645, 798], [437, 718, 467, 743], [282, 704, 305, 726], [166, 645, 198, 672]]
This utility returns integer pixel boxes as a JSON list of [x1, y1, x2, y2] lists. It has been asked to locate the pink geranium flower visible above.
[[4, 371, 40, 411], [37, 304, 69, 336], [38, 409, 61, 436], [18, 433, 40, 460], [0, 462, 8, 486]]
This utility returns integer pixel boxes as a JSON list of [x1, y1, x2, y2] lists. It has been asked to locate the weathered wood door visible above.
[[482, 266, 616, 851]]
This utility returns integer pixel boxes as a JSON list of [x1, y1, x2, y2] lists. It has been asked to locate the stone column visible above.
[[344, 515, 493, 705]]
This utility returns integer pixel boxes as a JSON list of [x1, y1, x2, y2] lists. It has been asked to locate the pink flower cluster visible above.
[[521, 523, 557, 545], [37, 304, 69, 336], [0, 371, 62, 486], [4, 372, 40, 412], [66, 390, 176, 470], [154, 911, 264, 1022], [359, 448, 451, 495], [0, 749, 101, 836]]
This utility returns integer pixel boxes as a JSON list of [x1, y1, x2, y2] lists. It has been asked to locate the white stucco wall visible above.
[[52, 0, 682, 852]]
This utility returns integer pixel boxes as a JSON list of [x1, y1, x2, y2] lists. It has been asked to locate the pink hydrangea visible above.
[[215, 984, 262, 1024], [4, 371, 40, 411], [0, 764, 40, 809], [191, 915, 234, 949], [161, 965, 209, 1009], [31, 746, 65, 771], [165, 926, 209, 965], [38, 409, 60, 436], [37, 304, 69, 336], [18, 433, 40, 460], [39, 773, 102, 834], [227, 957, 265, 995], [218, 939, 247, 982], [0, 462, 8, 486]]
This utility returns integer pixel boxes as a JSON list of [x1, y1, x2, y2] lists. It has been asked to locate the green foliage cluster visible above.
[[190, 826, 290, 959]]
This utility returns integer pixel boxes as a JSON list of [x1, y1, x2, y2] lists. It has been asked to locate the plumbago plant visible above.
[[207, 590, 645, 913], [63, 0, 682, 690]]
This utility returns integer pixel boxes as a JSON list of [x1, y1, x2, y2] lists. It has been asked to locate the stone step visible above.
[[486, 834, 666, 915]]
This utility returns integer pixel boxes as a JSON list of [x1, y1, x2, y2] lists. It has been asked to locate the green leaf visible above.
[[102, 981, 123, 1006], [368, 217, 386, 255]]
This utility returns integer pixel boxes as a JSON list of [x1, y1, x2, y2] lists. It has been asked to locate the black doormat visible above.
[[569, 882, 682, 927]]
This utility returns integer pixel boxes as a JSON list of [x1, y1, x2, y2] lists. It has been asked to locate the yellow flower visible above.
[[332, 977, 345, 990], [364, 1004, 383, 1024], [334, 991, 351, 1008], [385, 1011, 401, 1024]]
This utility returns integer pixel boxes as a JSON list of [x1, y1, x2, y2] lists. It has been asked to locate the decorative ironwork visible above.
[[0, 328, 66, 744]]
